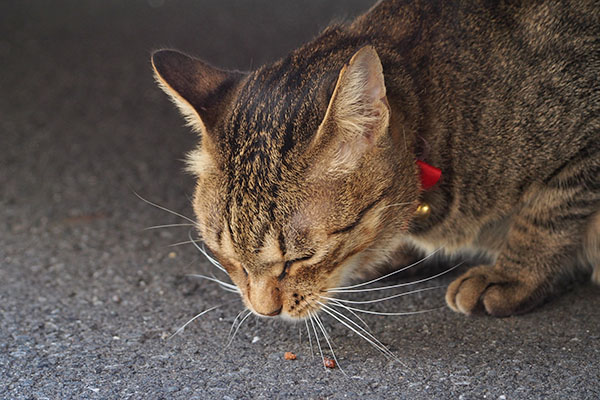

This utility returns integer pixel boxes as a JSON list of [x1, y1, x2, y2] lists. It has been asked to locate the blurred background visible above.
[[1, 0, 372, 227]]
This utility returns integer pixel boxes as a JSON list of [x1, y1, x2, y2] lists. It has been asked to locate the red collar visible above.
[[416, 160, 441, 190]]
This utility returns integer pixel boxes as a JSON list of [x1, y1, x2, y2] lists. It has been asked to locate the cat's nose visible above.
[[248, 276, 282, 317]]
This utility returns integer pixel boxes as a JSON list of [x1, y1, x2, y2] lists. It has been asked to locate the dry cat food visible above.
[[284, 352, 297, 360], [323, 357, 336, 369]]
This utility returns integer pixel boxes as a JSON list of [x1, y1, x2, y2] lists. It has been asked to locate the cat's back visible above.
[[353, 0, 599, 181], [354, 0, 600, 84], [341, 0, 599, 243], [356, 0, 600, 44]]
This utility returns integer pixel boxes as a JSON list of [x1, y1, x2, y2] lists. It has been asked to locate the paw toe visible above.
[[453, 275, 489, 315], [481, 282, 534, 317], [446, 266, 539, 317]]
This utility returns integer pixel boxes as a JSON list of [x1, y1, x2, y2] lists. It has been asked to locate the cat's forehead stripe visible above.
[[220, 72, 325, 251], [258, 232, 284, 267], [216, 28, 390, 259]]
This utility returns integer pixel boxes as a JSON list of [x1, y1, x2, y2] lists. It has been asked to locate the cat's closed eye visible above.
[[278, 261, 292, 281]]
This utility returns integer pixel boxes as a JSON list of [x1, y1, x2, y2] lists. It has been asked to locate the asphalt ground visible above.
[[1, 1, 599, 399]]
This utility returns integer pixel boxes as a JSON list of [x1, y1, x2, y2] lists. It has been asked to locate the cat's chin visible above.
[[331, 240, 408, 287], [245, 307, 318, 322], [278, 312, 306, 322]]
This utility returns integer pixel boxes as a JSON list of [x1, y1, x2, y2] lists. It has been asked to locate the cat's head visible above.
[[152, 45, 420, 320]]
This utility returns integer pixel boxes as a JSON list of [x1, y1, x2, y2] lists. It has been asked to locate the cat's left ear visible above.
[[151, 49, 243, 136], [311, 45, 390, 172]]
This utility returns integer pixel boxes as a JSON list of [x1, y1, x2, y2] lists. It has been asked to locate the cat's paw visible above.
[[445, 265, 540, 317]]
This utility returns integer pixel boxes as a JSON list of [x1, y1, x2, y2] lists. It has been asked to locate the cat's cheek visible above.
[[233, 281, 254, 312], [223, 267, 249, 300], [325, 250, 376, 290]]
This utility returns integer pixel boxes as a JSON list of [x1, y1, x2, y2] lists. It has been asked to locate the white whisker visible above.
[[328, 301, 444, 316], [134, 191, 197, 225], [187, 274, 239, 292], [169, 304, 222, 338], [313, 313, 346, 375], [328, 261, 464, 293], [304, 319, 315, 360], [144, 223, 196, 230], [317, 302, 397, 361], [187, 231, 228, 274], [322, 285, 444, 305], [329, 246, 445, 291], [380, 201, 412, 210], [318, 302, 391, 357], [219, 286, 241, 293], [226, 309, 253, 348], [228, 308, 249, 343], [317, 302, 395, 359], [327, 297, 371, 330], [308, 312, 327, 371], [168, 239, 199, 247]]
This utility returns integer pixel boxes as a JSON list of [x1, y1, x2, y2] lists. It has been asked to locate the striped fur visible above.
[[153, 0, 599, 319]]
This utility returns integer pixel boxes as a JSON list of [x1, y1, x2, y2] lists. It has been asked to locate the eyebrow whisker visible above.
[[134, 191, 198, 225], [144, 223, 196, 230]]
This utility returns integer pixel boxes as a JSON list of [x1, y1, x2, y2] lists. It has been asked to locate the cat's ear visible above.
[[151, 49, 242, 135], [312, 45, 390, 172]]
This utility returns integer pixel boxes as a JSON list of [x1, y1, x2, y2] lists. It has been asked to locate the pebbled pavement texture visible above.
[[1, 1, 599, 399]]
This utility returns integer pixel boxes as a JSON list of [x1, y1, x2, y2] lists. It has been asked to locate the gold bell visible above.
[[415, 203, 431, 218]]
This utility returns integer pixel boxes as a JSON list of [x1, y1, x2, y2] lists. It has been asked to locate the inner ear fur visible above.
[[310, 45, 390, 173]]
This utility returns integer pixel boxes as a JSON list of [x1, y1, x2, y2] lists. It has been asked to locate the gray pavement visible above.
[[1, 1, 599, 399]]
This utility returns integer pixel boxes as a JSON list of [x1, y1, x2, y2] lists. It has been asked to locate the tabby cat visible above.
[[152, 0, 599, 319]]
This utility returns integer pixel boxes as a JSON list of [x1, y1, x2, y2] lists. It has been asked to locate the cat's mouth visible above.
[[283, 292, 323, 320], [245, 290, 324, 321]]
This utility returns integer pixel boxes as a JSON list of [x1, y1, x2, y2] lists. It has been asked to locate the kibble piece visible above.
[[323, 357, 336, 369], [284, 352, 297, 360]]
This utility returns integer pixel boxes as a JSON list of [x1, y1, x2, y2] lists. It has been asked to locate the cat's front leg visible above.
[[446, 181, 598, 317]]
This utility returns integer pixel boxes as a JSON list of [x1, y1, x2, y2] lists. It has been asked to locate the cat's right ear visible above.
[[309, 45, 390, 174], [151, 50, 243, 135]]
